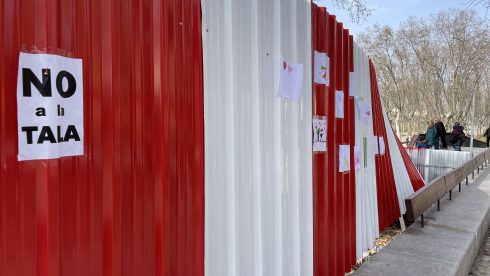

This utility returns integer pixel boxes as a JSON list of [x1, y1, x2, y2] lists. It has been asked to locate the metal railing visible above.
[[405, 148, 490, 227]]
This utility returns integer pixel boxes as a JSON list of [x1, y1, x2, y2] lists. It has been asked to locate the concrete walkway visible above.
[[470, 228, 490, 275], [355, 164, 490, 276]]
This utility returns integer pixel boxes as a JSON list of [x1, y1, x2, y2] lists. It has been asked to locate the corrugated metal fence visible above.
[[202, 0, 313, 275], [1, 1, 426, 276], [311, 6, 356, 275], [352, 42, 379, 260], [0, 0, 204, 275]]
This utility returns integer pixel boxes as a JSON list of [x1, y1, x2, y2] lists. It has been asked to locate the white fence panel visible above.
[[202, 0, 313, 275], [353, 42, 379, 259]]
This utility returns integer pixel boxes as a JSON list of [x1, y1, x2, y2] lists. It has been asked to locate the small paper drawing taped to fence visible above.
[[335, 90, 344, 118], [360, 102, 372, 123], [339, 144, 350, 172], [354, 145, 361, 170], [349, 72, 356, 96], [278, 60, 303, 99], [314, 51, 329, 85], [379, 136, 386, 155], [313, 115, 327, 152]]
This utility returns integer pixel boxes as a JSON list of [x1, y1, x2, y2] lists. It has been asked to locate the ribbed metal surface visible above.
[[0, 0, 204, 275], [407, 149, 473, 182], [202, 0, 313, 275], [369, 60, 400, 232], [381, 107, 414, 214], [393, 134, 425, 192], [1, 1, 429, 275], [312, 5, 357, 275], [352, 42, 379, 259]]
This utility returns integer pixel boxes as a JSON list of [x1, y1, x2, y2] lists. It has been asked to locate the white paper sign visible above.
[[335, 90, 344, 118], [278, 60, 303, 99], [349, 72, 356, 96], [313, 116, 327, 152], [354, 145, 361, 171], [373, 135, 379, 155], [360, 102, 372, 123], [339, 145, 350, 172], [314, 51, 329, 85], [379, 136, 386, 155], [17, 52, 84, 161]]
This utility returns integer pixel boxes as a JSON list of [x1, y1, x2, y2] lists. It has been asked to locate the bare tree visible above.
[[466, 0, 490, 11], [358, 9, 490, 137], [333, 0, 372, 23]]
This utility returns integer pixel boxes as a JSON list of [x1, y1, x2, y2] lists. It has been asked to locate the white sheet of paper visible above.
[[349, 72, 356, 97], [373, 135, 379, 155], [17, 52, 84, 161], [314, 51, 329, 85], [335, 90, 344, 118], [379, 136, 386, 155], [313, 115, 327, 152], [278, 60, 303, 99], [354, 145, 361, 170], [361, 102, 372, 123], [339, 144, 350, 172]]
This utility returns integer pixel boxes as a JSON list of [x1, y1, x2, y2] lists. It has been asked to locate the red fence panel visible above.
[[0, 0, 204, 275], [312, 6, 329, 276], [312, 4, 357, 275], [369, 60, 400, 231]]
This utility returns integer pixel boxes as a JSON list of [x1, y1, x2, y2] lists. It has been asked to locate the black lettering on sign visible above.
[[37, 126, 57, 144], [21, 125, 81, 144], [57, 105, 64, 116], [21, 126, 38, 144], [35, 107, 46, 116], [57, 126, 64, 142], [64, 125, 80, 141], [22, 68, 51, 97], [56, 70, 76, 98]]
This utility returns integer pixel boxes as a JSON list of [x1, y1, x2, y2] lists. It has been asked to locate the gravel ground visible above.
[[346, 223, 402, 275], [469, 228, 490, 276]]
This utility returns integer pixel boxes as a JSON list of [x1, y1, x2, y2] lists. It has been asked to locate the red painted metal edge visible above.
[[369, 59, 400, 231], [312, 5, 357, 275], [348, 33, 356, 269], [312, 5, 329, 275], [335, 21, 345, 275], [393, 128, 426, 192]]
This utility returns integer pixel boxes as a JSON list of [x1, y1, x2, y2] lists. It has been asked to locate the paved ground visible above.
[[470, 228, 490, 275], [355, 164, 490, 276]]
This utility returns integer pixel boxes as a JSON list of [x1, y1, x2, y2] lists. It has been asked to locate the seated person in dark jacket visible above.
[[434, 118, 447, 149], [483, 125, 490, 148], [416, 134, 428, 149], [451, 122, 465, 151]]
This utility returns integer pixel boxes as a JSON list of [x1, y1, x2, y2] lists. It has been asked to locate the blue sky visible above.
[[315, 0, 488, 37]]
